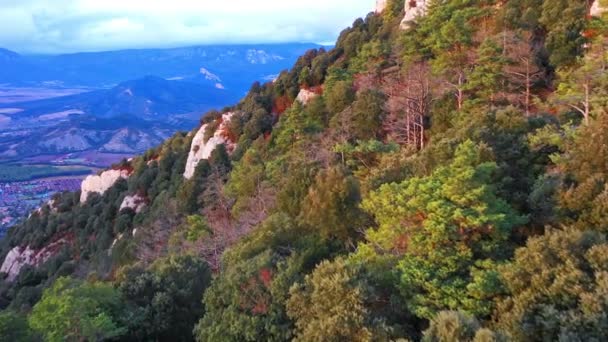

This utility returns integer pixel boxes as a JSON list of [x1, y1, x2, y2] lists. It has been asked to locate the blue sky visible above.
[[0, 0, 374, 54]]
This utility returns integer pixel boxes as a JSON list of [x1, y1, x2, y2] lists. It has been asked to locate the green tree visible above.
[[502, 0, 588, 66], [194, 251, 286, 342], [422, 311, 505, 342], [424, 2, 485, 110], [29, 277, 127, 342], [195, 213, 332, 342], [349, 40, 387, 74], [351, 89, 387, 140], [555, 114, 608, 231], [299, 166, 366, 244], [118, 255, 212, 341], [467, 38, 507, 107], [325, 80, 356, 114], [0, 311, 37, 341], [226, 144, 268, 216], [287, 258, 374, 342], [358, 141, 526, 318], [496, 228, 608, 341], [539, 0, 588, 66], [553, 35, 608, 125]]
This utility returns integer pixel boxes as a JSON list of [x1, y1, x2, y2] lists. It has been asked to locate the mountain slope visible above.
[[1, 1, 608, 341], [0, 77, 234, 159], [0, 48, 45, 84]]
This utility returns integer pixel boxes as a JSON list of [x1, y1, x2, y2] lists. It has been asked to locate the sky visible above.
[[0, 0, 374, 54]]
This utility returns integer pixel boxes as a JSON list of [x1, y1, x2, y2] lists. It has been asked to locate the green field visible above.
[[0, 164, 93, 182]]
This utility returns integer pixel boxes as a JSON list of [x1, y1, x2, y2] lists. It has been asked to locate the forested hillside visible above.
[[1, 0, 608, 340]]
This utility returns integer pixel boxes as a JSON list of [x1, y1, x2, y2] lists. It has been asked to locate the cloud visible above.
[[0, 0, 374, 54]]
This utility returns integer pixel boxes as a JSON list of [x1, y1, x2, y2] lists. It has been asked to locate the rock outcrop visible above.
[[296, 88, 319, 105], [591, 0, 607, 17], [80, 169, 131, 203], [120, 194, 147, 213], [1, 239, 68, 281], [30, 198, 58, 217], [108, 233, 124, 255], [376, 0, 388, 13], [400, 0, 429, 29], [184, 112, 235, 179]]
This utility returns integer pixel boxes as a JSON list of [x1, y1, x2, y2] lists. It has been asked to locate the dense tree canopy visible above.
[[1, 0, 608, 341]]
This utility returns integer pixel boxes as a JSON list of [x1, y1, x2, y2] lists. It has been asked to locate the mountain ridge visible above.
[[2, 43, 325, 88]]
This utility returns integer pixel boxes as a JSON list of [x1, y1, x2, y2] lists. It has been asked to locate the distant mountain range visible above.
[[0, 43, 322, 89], [0, 43, 324, 163]]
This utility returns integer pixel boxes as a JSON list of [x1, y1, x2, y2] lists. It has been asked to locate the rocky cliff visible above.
[[296, 88, 320, 105], [120, 194, 147, 213], [80, 169, 131, 203], [0, 238, 68, 281], [376, 0, 388, 13], [400, 0, 429, 29], [184, 112, 236, 179], [591, 0, 607, 17], [375, 0, 429, 29]]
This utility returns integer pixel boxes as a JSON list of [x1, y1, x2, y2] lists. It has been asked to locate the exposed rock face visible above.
[[120, 194, 147, 213], [1, 239, 67, 281], [376, 0, 388, 13], [400, 0, 429, 29], [184, 112, 235, 179], [296, 88, 319, 105], [591, 0, 606, 17], [80, 169, 131, 203], [31, 198, 58, 217], [108, 233, 124, 255]]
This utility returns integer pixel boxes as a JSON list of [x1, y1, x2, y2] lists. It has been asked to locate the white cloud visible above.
[[0, 0, 374, 54]]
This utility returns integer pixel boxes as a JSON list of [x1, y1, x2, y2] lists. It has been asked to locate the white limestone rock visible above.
[[30, 198, 58, 218], [1, 239, 67, 281], [376, 0, 388, 13], [80, 169, 131, 203], [108, 233, 124, 255], [146, 157, 160, 166], [184, 112, 235, 179], [120, 194, 147, 213], [296, 88, 319, 105], [0, 247, 34, 281], [400, 0, 429, 30], [591, 0, 607, 17], [46, 198, 58, 212]]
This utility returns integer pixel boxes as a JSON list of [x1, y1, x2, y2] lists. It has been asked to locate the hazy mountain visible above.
[[0, 77, 239, 159], [2, 43, 323, 89], [0, 48, 20, 62], [0, 48, 44, 84]]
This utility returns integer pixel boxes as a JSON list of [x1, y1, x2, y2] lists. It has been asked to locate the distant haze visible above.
[[0, 0, 373, 54]]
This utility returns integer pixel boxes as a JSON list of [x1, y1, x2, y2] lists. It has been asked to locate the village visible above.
[[0, 177, 83, 233]]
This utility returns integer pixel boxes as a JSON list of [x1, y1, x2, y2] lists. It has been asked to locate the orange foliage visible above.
[[394, 234, 409, 254], [112, 163, 134, 174], [273, 95, 292, 115], [239, 272, 272, 315], [259, 268, 273, 287], [582, 29, 598, 39]]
